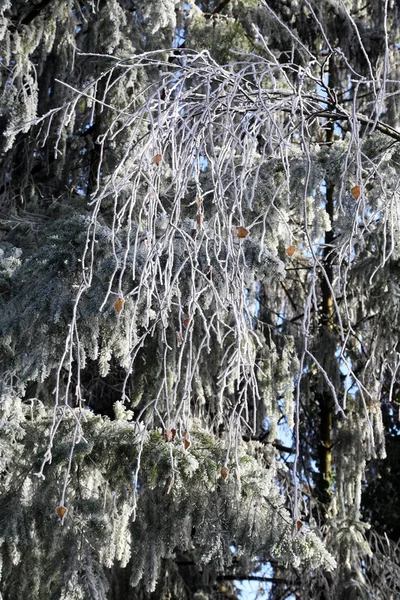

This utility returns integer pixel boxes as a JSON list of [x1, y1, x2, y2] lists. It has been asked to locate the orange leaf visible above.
[[286, 245, 296, 257], [221, 466, 229, 480], [351, 185, 361, 199], [236, 226, 248, 239], [153, 154, 162, 166], [296, 520, 303, 531], [183, 438, 191, 451], [114, 297, 124, 313], [56, 506, 67, 520]]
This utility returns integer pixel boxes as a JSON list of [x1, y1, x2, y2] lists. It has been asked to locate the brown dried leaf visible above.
[[221, 466, 229, 480], [56, 506, 67, 520], [197, 213, 204, 229], [351, 185, 361, 199], [153, 154, 162, 166], [236, 226, 249, 239], [114, 297, 125, 313], [196, 196, 203, 208], [164, 428, 176, 442], [183, 438, 191, 451], [183, 314, 193, 329], [286, 245, 296, 257], [296, 520, 303, 531], [164, 429, 173, 442]]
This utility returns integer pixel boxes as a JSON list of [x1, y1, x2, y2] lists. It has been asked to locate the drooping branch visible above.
[[311, 109, 400, 143]]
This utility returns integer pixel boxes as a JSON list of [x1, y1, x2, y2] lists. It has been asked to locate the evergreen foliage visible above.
[[1, 1, 400, 599]]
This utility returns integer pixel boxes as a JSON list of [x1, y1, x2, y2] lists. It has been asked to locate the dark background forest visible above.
[[0, 1, 400, 599]]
